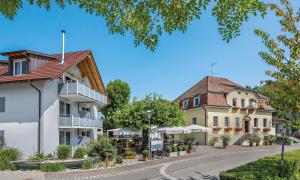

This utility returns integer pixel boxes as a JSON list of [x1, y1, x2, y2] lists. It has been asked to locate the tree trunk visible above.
[[142, 129, 149, 149]]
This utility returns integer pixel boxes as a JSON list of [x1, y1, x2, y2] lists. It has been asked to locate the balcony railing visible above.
[[59, 115, 103, 129], [59, 81, 107, 105]]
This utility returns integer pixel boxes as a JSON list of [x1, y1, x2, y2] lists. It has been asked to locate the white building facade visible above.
[[0, 50, 107, 158]]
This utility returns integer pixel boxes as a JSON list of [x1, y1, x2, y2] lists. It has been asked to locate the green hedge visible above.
[[40, 163, 66, 172], [219, 150, 300, 180]]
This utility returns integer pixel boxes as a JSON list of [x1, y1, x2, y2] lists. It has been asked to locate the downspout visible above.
[[29, 81, 41, 153], [204, 107, 207, 145]]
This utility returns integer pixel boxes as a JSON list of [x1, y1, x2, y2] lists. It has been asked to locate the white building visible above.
[[0, 50, 107, 158]]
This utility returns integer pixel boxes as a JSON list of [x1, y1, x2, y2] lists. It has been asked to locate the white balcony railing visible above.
[[59, 81, 107, 105], [59, 115, 103, 129]]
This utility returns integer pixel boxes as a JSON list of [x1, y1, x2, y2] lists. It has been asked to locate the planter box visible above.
[[167, 152, 178, 157], [178, 151, 186, 156]]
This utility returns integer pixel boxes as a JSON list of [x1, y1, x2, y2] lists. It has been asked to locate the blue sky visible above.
[[0, 2, 281, 100]]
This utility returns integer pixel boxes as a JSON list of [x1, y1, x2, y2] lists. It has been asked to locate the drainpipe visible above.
[[29, 81, 41, 153], [204, 107, 207, 145]]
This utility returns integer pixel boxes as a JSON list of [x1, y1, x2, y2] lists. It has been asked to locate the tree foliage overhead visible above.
[[1, 0, 267, 51], [254, 0, 300, 113]]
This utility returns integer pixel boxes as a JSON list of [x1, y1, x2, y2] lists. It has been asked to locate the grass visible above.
[[40, 163, 66, 172], [219, 150, 300, 180]]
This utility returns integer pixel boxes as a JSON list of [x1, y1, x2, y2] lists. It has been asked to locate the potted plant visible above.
[[142, 150, 149, 161], [263, 128, 272, 132], [220, 135, 231, 149], [166, 146, 177, 157], [187, 145, 192, 154], [234, 127, 243, 132], [209, 137, 218, 146], [254, 136, 261, 146], [213, 127, 222, 131], [177, 146, 186, 156], [224, 127, 233, 132], [248, 136, 256, 147], [184, 134, 196, 153], [263, 135, 270, 146], [177, 146, 182, 156], [269, 135, 274, 145]]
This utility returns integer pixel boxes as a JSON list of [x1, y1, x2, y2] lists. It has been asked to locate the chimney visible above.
[[60, 30, 66, 64]]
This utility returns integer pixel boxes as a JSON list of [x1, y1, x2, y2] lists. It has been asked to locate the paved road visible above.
[[101, 144, 300, 180], [2, 144, 300, 180]]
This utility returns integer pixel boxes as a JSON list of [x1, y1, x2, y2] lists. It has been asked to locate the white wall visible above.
[[0, 82, 41, 158]]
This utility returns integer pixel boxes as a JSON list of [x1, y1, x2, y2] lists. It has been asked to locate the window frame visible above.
[[213, 116, 219, 127], [235, 117, 240, 127], [263, 118, 268, 128], [224, 117, 230, 127], [193, 96, 200, 107], [192, 117, 197, 125], [0, 97, 5, 113], [232, 98, 238, 106], [254, 118, 258, 128], [13, 59, 27, 76], [182, 99, 189, 109], [241, 98, 245, 108]]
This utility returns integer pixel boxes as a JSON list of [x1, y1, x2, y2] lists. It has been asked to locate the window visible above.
[[59, 131, 70, 145], [232, 98, 237, 106], [193, 96, 200, 107], [235, 117, 240, 127], [263, 118, 268, 128], [59, 101, 71, 117], [0, 130, 4, 141], [182, 100, 189, 109], [254, 118, 258, 128], [224, 117, 230, 127], [241, 99, 245, 108], [192, 117, 197, 125], [13, 60, 28, 76], [213, 116, 219, 127], [0, 97, 5, 113]]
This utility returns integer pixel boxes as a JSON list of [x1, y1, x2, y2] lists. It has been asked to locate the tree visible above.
[[254, 0, 300, 113], [113, 93, 185, 148], [102, 80, 131, 131], [1, 0, 267, 51]]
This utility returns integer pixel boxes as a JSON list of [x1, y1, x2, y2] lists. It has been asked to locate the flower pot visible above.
[[264, 142, 268, 146], [167, 152, 178, 157], [249, 143, 253, 147], [223, 144, 228, 149], [143, 156, 149, 161], [187, 149, 192, 154], [269, 142, 273, 146]]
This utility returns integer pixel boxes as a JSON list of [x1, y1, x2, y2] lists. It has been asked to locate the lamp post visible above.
[[147, 110, 152, 160]]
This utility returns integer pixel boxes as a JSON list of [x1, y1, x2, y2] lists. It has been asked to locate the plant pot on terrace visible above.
[[142, 150, 149, 161], [221, 135, 231, 149]]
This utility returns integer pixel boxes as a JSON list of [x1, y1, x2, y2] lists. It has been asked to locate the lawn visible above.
[[219, 150, 300, 180]]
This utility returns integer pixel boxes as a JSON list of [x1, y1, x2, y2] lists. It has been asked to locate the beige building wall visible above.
[[183, 89, 273, 145]]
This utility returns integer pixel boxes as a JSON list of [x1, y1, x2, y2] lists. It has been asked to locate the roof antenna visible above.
[[60, 30, 66, 64], [210, 63, 216, 76]]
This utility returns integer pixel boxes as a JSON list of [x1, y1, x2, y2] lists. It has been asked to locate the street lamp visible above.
[[147, 110, 152, 159]]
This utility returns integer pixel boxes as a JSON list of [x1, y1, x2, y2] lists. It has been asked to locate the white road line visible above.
[[159, 163, 177, 180]]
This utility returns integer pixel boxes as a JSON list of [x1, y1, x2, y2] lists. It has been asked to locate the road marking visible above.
[[159, 163, 177, 180]]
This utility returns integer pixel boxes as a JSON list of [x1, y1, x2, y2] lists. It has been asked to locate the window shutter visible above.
[[8, 59, 13, 76]]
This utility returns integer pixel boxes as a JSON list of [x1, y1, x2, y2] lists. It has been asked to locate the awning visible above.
[[186, 125, 212, 133]]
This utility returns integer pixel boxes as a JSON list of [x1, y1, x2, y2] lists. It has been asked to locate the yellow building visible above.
[[175, 76, 275, 145]]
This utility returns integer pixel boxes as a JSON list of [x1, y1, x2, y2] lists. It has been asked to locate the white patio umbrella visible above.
[[107, 128, 142, 137], [153, 127, 191, 134], [185, 125, 212, 133]]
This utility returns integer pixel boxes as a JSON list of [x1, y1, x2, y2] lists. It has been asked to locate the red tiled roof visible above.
[[0, 50, 91, 83]]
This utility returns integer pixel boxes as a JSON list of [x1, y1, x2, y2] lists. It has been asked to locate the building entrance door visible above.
[[245, 121, 249, 133]]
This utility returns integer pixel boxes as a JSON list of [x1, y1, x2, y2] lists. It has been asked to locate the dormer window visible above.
[[193, 96, 200, 107], [182, 100, 189, 109], [13, 60, 28, 76]]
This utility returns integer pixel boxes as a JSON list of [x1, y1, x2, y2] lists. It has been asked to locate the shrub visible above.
[[184, 134, 197, 146], [0, 148, 21, 161], [115, 155, 123, 164], [275, 135, 292, 145], [0, 139, 5, 150], [248, 134, 260, 146], [221, 135, 231, 147], [177, 146, 182, 151], [209, 137, 218, 146], [74, 147, 86, 159], [29, 152, 47, 160], [87, 136, 114, 161], [171, 146, 177, 152], [125, 150, 136, 159], [0, 157, 15, 171], [182, 146, 186, 151], [142, 150, 149, 158], [40, 163, 65, 172], [57, 145, 71, 159], [165, 146, 172, 153], [81, 160, 93, 169]]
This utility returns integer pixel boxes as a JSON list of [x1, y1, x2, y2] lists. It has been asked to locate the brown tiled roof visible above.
[[176, 76, 242, 101], [0, 50, 91, 83], [176, 76, 273, 110], [0, 50, 57, 59]]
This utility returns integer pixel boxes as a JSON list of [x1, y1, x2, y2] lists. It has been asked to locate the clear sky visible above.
[[0, 2, 281, 100]]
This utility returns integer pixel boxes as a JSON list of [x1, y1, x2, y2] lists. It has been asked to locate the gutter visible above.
[[29, 81, 41, 153], [204, 107, 207, 145]]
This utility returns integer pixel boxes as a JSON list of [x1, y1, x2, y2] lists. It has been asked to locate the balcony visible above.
[[59, 115, 103, 129], [58, 81, 107, 106]]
